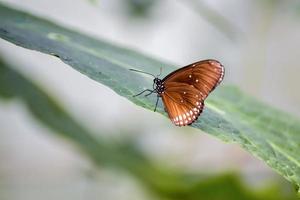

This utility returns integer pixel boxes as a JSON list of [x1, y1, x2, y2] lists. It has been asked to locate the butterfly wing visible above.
[[163, 59, 224, 95], [161, 82, 204, 126], [161, 59, 224, 126]]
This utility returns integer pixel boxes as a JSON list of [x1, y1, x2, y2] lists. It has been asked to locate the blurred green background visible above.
[[0, 0, 299, 199]]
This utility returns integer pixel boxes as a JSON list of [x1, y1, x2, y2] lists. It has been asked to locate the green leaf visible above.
[[0, 58, 298, 200], [0, 3, 299, 192]]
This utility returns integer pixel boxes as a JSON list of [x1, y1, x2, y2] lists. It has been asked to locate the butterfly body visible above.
[[153, 78, 165, 94], [132, 59, 224, 127]]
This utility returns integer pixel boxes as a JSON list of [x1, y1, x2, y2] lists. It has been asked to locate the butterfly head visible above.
[[129, 68, 165, 95], [153, 78, 164, 94]]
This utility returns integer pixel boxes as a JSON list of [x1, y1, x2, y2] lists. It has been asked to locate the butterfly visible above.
[[130, 59, 224, 126]]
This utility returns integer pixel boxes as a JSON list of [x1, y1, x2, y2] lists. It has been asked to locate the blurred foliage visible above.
[[179, 0, 240, 41], [256, 0, 280, 6], [86, 0, 239, 40], [0, 3, 300, 194], [87, 0, 98, 5], [254, 0, 300, 17], [0, 57, 298, 200], [86, 0, 158, 18], [122, 0, 158, 18]]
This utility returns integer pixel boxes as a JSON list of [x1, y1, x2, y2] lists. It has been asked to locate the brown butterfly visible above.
[[130, 59, 224, 126]]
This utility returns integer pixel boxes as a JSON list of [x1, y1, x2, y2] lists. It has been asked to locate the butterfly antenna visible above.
[[157, 67, 162, 77], [129, 69, 156, 78]]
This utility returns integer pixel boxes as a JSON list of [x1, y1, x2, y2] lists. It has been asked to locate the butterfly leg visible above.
[[145, 90, 156, 97], [133, 89, 153, 97], [154, 95, 160, 112]]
